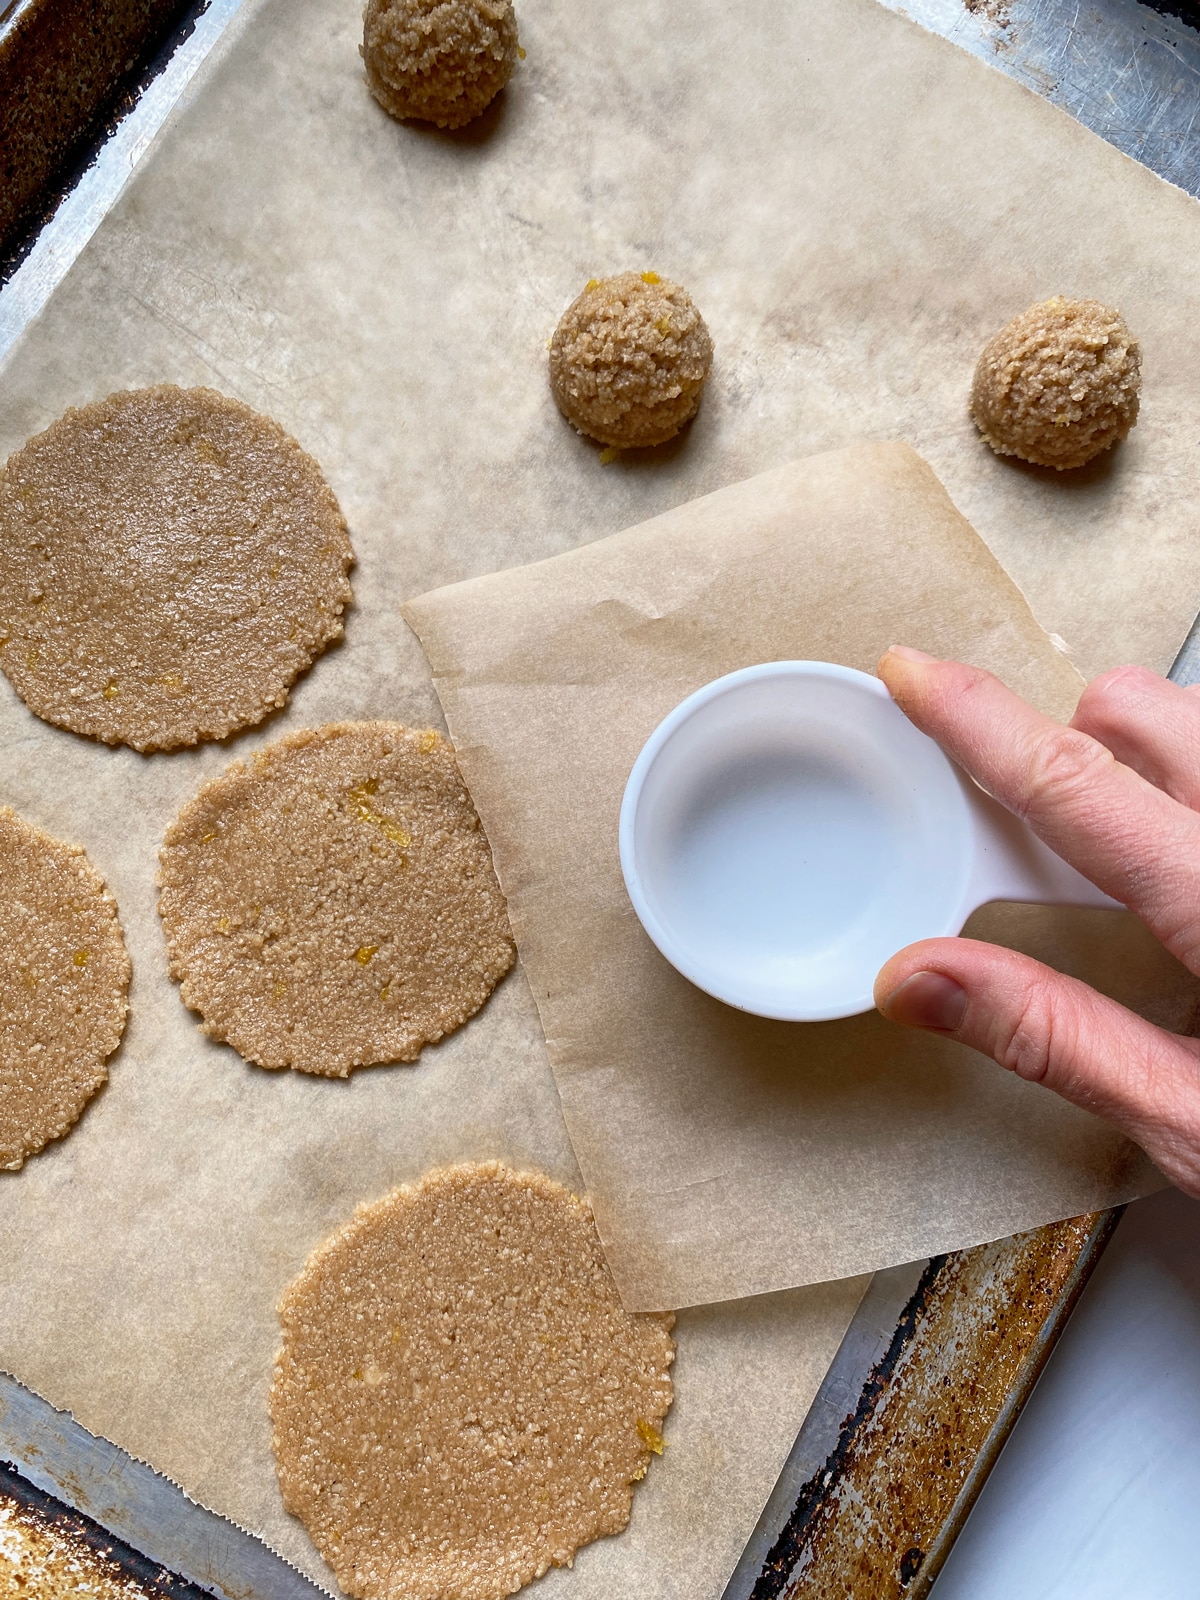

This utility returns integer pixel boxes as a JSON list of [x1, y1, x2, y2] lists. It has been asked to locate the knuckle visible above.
[[945, 662, 996, 713], [994, 980, 1067, 1087], [1019, 726, 1113, 820], [1074, 665, 1156, 733]]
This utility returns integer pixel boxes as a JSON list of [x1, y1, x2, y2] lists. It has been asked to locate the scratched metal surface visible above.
[[880, 0, 1200, 198], [722, 1214, 1122, 1600], [0, 1370, 329, 1599]]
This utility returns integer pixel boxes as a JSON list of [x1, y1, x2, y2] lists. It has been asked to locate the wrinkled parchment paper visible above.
[[3, 0, 1200, 1586], [406, 443, 1199, 1310]]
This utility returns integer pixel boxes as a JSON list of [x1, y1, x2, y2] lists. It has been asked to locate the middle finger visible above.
[[879, 648, 1200, 970]]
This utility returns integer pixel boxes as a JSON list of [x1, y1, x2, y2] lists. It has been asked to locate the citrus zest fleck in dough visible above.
[[0, 807, 130, 1170], [549, 271, 714, 450], [0, 385, 354, 750], [158, 722, 514, 1076], [347, 780, 413, 849], [270, 1162, 675, 1600], [361, 0, 519, 130], [970, 296, 1141, 470], [636, 1417, 666, 1454]]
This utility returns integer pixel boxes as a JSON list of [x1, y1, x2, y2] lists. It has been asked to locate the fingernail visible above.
[[884, 645, 938, 663], [880, 971, 967, 1032]]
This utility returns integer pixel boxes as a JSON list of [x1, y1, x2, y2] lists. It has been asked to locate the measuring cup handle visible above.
[[964, 783, 1122, 913]]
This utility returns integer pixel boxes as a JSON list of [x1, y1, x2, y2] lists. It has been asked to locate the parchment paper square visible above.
[[405, 443, 1193, 1309]]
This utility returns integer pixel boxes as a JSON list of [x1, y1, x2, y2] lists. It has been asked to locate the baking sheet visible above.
[[5, 0, 1200, 683], [405, 442, 1195, 1310], [3, 0, 1200, 1589], [0, 700, 867, 1597]]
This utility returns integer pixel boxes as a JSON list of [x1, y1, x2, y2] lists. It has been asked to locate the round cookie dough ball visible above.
[[362, 0, 519, 130], [549, 271, 714, 450], [970, 296, 1141, 471]]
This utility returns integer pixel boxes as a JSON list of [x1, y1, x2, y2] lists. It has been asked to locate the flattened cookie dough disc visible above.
[[270, 1162, 675, 1600], [0, 386, 354, 751], [0, 808, 130, 1170], [158, 722, 514, 1076]]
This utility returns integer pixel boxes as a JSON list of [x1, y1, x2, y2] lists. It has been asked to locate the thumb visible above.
[[874, 937, 1200, 1197]]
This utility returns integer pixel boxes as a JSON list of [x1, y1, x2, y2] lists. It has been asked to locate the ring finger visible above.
[[1072, 665, 1200, 811]]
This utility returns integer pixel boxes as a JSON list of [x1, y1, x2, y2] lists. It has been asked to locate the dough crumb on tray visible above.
[[0, 807, 130, 1170], [157, 721, 514, 1076], [270, 1161, 675, 1600], [970, 296, 1141, 470], [549, 271, 714, 450], [0, 385, 354, 752], [362, 0, 519, 129]]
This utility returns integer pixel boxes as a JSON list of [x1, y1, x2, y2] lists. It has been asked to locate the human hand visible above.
[[874, 647, 1200, 1196]]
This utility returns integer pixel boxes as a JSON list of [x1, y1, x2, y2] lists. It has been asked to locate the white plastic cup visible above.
[[619, 661, 1118, 1022]]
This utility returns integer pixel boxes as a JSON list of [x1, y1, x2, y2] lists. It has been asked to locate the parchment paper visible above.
[[0, 611, 866, 1600], [405, 442, 1199, 1310], [6, 0, 1200, 686], [3, 0, 1200, 1586]]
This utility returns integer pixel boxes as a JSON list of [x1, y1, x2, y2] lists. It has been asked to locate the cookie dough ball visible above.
[[970, 296, 1141, 471], [362, 0, 518, 130], [549, 271, 714, 450]]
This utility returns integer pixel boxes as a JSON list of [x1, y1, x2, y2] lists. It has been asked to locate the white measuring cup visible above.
[[619, 660, 1119, 1022]]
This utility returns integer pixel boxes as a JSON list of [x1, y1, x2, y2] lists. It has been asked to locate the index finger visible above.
[[878, 647, 1200, 970]]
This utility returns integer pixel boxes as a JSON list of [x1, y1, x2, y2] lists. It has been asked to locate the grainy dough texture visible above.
[[0, 807, 129, 1171], [0, 385, 354, 751], [970, 297, 1141, 470], [549, 273, 714, 450], [270, 1162, 675, 1600], [362, 0, 518, 129], [158, 721, 514, 1076]]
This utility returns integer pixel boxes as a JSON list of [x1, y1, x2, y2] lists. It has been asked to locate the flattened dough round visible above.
[[0, 807, 130, 1170], [270, 1162, 675, 1600], [158, 722, 514, 1076], [0, 386, 354, 751]]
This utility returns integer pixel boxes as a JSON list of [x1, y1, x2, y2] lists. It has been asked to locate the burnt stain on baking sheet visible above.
[[746, 1211, 1120, 1600], [0, 1459, 211, 1598], [0, 0, 215, 277], [748, 1254, 947, 1600]]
